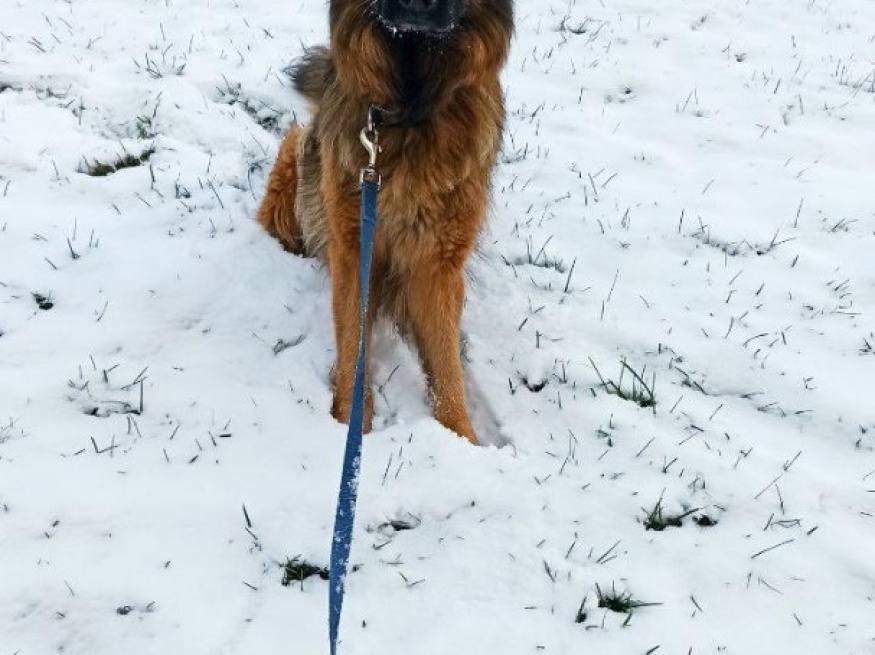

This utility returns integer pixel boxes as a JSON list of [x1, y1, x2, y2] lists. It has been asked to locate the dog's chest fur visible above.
[[300, 39, 505, 269]]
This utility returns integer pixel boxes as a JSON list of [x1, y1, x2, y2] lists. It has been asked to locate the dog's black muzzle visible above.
[[377, 0, 461, 35]]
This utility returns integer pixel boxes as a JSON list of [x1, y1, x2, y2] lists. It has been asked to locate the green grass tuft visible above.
[[215, 79, 282, 133], [642, 498, 701, 531], [590, 357, 657, 409], [80, 147, 155, 177], [280, 557, 329, 588], [595, 582, 661, 614], [32, 292, 54, 310]]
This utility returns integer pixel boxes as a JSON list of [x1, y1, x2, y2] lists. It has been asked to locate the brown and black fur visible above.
[[258, 0, 514, 444]]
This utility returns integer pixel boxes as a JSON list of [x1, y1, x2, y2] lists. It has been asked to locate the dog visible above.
[[257, 0, 513, 444]]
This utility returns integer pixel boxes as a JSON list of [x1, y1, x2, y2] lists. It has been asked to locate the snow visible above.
[[1, 0, 874, 653]]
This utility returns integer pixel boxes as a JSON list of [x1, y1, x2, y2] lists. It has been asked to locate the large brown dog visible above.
[[258, 0, 513, 444]]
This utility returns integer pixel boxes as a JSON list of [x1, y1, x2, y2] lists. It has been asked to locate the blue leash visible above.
[[328, 111, 382, 655]]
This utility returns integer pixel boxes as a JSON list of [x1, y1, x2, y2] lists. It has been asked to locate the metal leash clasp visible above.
[[359, 107, 381, 188]]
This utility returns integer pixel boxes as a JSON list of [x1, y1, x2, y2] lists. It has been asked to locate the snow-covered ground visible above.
[[1, 0, 874, 653]]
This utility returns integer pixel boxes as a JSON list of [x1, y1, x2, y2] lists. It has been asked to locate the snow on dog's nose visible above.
[[377, 0, 462, 35]]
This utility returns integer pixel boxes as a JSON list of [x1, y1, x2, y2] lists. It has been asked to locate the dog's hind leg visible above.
[[258, 125, 305, 254]]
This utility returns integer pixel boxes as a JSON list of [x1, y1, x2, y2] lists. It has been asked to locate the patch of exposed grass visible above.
[[595, 583, 661, 614], [507, 235, 568, 273], [690, 224, 795, 258], [281, 557, 329, 588], [380, 516, 420, 533], [215, 78, 283, 133], [557, 15, 595, 35], [82, 400, 140, 418], [66, 361, 147, 421], [80, 147, 155, 177], [136, 116, 155, 140], [518, 373, 548, 393], [589, 357, 656, 409], [642, 498, 700, 531], [130, 94, 163, 140], [32, 292, 54, 310], [694, 514, 719, 527], [273, 335, 306, 355], [133, 50, 186, 79]]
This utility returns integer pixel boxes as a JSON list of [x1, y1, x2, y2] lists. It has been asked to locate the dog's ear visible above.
[[291, 46, 333, 105]]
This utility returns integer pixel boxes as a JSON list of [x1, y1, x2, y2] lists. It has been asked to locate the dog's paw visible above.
[[331, 391, 374, 433], [437, 413, 478, 445]]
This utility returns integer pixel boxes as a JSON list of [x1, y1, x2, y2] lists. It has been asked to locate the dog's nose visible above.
[[378, 0, 458, 35], [398, 0, 437, 14]]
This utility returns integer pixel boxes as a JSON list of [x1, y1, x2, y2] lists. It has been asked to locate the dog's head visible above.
[[330, 0, 513, 103], [375, 0, 464, 35]]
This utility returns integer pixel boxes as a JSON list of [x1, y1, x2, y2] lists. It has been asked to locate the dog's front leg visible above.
[[325, 172, 375, 432], [408, 263, 477, 445]]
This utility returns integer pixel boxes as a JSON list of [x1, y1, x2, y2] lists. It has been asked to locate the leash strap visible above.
[[328, 115, 381, 655]]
